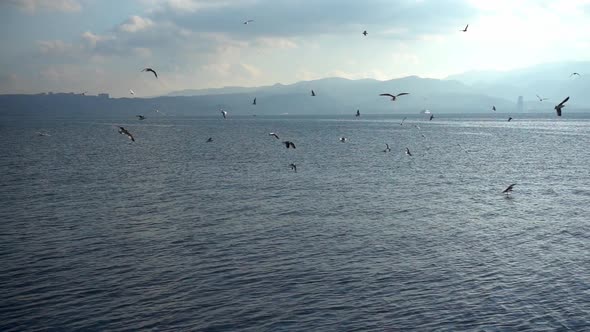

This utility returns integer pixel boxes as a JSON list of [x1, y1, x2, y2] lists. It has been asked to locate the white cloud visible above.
[[118, 16, 154, 33], [5, 0, 82, 13]]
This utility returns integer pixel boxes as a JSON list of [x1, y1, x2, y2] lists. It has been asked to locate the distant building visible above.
[[98, 93, 109, 99], [516, 96, 524, 112]]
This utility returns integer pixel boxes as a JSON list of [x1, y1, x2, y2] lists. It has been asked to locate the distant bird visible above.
[[429, 114, 434, 121], [400, 117, 407, 125], [283, 141, 296, 149], [340, 137, 347, 142], [405, 147, 412, 156], [461, 24, 469, 32], [129, 89, 135, 95], [570, 72, 581, 77], [136, 115, 146, 120], [243, 19, 254, 24], [380, 93, 409, 101], [206, 137, 213, 142], [492, 106, 496, 111], [502, 183, 516, 194], [362, 30, 368, 36], [81, 91, 87, 96], [289, 163, 297, 172], [141, 68, 158, 78], [221, 110, 228, 119], [36, 131, 51, 137], [269, 132, 280, 139], [118, 126, 135, 142], [554, 96, 570, 117], [252, 97, 256, 105], [384, 144, 391, 152], [311, 90, 316, 96], [508, 117, 513, 122], [536, 94, 548, 102], [356, 109, 360, 117]]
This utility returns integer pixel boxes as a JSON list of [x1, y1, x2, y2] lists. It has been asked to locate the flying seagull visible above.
[[311, 90, 316, 96], [363, 30, 368, 36], [536, 94, 548, 102], [492, 106, 496, 111], [380, 93, 409, 101], [252, 97, 256, 105], [221, 110, 228, 119], [206, 137, 213, 142], [340, 137, 347, 142], [136, 115, 146, 120], [269, 132, 280, 139], [554, 96, 570, 117], [118, 126, 135, 142], [283, 141, 296, 149], [461, 24, 469, 32], [502, 183, 516, 194], [405, 147, 412, 156], [243, 19, 254, 24], [81, 91, 88, 96], [429, 114, 434, 121], [570, 72, 581, 77], [400, 117, 407, 125], [384, 144, 391, 152], [289, 163, 297, 172], [129, 89, 135, 95], [356, 109, 360, 117], [36, 131, 51, 137], [508, 117, 513, 122], [141, 68, 158, 78]]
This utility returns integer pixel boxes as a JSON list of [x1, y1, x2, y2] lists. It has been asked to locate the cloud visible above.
[[118, 16, 154, 33], [4, 0, 82, 13]]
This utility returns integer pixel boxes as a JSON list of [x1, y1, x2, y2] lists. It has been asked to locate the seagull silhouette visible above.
[[129, 89, 135, 95], [383, 144, 391, 152], [492, 106, 496, 111], [136, 115, 146, 120], [400, 117, 407, 125], [118, 126, 135, 142], [269, 132, 280, 139], [363, 30, 368, 36], [554, 96, 570, 117], [141, 68, 158, 78], [536, 94, 548, 102], [206, 137, 213, 142], [380, 93, 409, 101], [283, 141, 296, 149], [356, 109, 360, 117], [570, 72, 581, 77], [253, 97, 256, 105], [405, 147, 412, 156], [221, 110, 227, 119], [311, 90, 316, 96], [503, 183, 516, 194], [243, 19, 254, 24], [289, 163, 297, 172], [340, 137, 347, 142], [429, 114, 434, 121], [461, 24, 469, 32], [508, 117, 513, 122]]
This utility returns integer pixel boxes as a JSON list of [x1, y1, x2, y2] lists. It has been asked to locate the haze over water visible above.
[[2, 113, 590, 331]]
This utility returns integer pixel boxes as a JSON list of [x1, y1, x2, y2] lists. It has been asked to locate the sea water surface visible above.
[[1, 113, 590, 331]]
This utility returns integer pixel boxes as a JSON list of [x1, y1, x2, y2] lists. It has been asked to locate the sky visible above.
[[1, 0, 590, 97]]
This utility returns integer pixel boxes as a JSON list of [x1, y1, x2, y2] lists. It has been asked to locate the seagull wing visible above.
[[502, 184, 516, 193], [380, 93, 395, 98], [396, 93, 409, 97], [558, 96, 570, 107]]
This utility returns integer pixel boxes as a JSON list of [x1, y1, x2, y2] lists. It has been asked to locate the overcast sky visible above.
[[1, 0, 589, 97]]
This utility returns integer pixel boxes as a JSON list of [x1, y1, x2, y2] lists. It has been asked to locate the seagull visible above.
[[356, 109, 360, 117], [461, 24, 469, 32], [554, 96, 570, 117], [405, 147, 412, 156], [252, 97, 256, 105], [400, 117, 407, 125], [311, 90, 316, 96], [340, 137, 347, 142], [206, 137, 213, 142], [36, 131, 51, 137], [289, 163, 297, 172], [118, 126, 135, 142], [129, 89, 135, 95], [283, 141, 296, 149], [383, 144, 391, 152], [536, 94, 548, 102], [221, 110, 228, 119], [429, 114, 434, 121], [492, 106, 496, 111], [362, 30, 368, 36], [380, 93, 409, 101], [508, 117, 513, 122], [502, 183, 516, 194], [243, 19, 254, 24], [81, 91, 88, 96], [269, 132, 280, 139], [141, 68, 158, 78], [570, 72, 581, 77], [136, 115, 146, 120]]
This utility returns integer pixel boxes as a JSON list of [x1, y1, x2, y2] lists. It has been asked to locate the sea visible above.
[[1, 113, 590, 331]]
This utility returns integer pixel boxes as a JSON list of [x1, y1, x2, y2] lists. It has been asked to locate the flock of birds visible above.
[[98, 24, 584, 196]]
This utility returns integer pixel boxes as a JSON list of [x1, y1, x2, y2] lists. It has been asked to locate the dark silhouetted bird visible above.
[[136, 115, 146, 120], [141, 68, 158, 78], [311, 90, 316, 96], [508, 117, 513, 122], [429, 114, 434, 121], [253, 97, 256, 105], [380, 93, 409, 101], [221, 110, 227, 119], [269, 132, 280, 139], [118, 126, 135, 142], [554, 96, 569, 116], [283, 141, 296, 149], [384, 144, 391, 152], [503, 183, 516, 194], [206, 137, 213, 142], [405, 147, 412, 156], [363, 30, 367, 36], [289, 163, 297, 172], [356, 109, 360, 117], [461, 24, 469, 32]]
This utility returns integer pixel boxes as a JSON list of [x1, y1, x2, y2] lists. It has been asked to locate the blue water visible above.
[[1, 113, 590, 331]]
